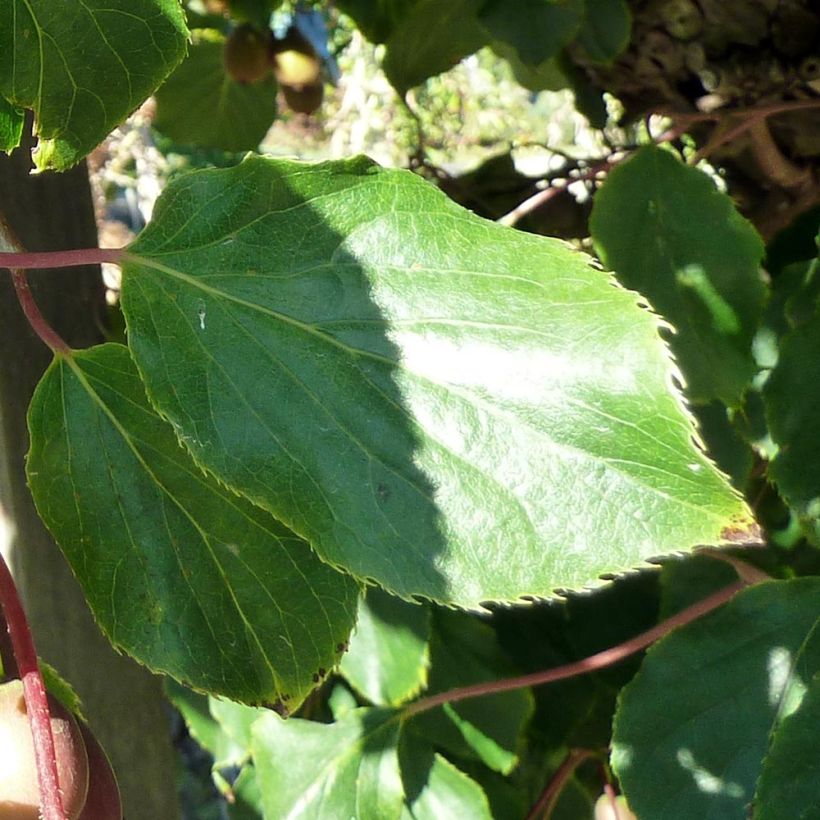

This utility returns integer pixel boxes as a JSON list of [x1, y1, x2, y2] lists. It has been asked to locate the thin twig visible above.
[[404, 580, 746, 717], [525, 748, 598, 820]]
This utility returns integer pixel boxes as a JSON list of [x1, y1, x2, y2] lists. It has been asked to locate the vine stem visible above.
[[0, 246, 124, 270], [0, 552, 68, 820], [525, 747, 597, 820], [10, 271, 72, 355], [404, 580, 746, 717]]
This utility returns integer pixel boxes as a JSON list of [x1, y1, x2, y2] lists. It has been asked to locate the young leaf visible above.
[[119, 154, 752, 608], [0, 0, 188, 170], [400, 734, 492, 819], [26, 344, 359, 707], [340, 588, 431, 706], [252, 707, 405, 819], [754, 673, 820, 819], [0, 96, 23, 153], [764, 311, 820, 544], [591, 146, 767, 406], [154, 30, 278, 153], [612, 579, 820, 819], [166, 680, 248, 768], [409, 610, 533, 774]]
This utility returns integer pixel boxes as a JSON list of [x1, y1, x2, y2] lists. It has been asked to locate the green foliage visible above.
[[252, 707, 405, 818], [27, 344, 359, 707], [117, 154, 747, 607], [612, 579, 820, 819], [754, 673, 820, 819], [591, 146, 767, 406], [3, 3, 820, 818], [0, 97, 23, 152], [576, 0, 632, 64], [0, 0, 188, 169], [340, 589, 431, 706], [382, 0, 488, 95], [765, 309, 820, 545], [480, 0, 585, 66], [154, 31, 278, 152]]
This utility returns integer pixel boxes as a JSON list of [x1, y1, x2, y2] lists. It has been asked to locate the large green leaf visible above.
[[612, 579, 820, 820], [119, 154, 752, 609], [764, 310, 820, 544], [154, 31, 278, 153], [479, 0, 585, 66], [26, 344, 359, 706], [340, 588, 431, 706], [0, 1, 188, 170], [252, 707, 405, 819], [754, 673, 820, 819], [591, 146, 767, 406], [382, 0, 488, 94]]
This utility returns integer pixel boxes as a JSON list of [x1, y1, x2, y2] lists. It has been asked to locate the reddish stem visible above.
[[526, 748, 597, 820], [11, 270, 71, 355], [0, 246, 124, 270], [404, 580, 745, 717], [0, 552, 67, 820]]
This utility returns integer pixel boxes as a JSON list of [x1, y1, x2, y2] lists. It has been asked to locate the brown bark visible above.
[[0, 123, 179, 819]]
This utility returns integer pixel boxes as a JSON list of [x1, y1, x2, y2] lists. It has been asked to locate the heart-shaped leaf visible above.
[[27, 344, 359, 706], [120, 155, 752, 608]]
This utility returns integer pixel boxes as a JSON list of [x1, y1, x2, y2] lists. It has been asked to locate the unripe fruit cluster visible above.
[[222, 22, 325, 114], [0, 679, 122, 820]]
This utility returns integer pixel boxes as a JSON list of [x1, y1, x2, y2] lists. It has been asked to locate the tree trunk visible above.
[[0, 123, 179, 819]]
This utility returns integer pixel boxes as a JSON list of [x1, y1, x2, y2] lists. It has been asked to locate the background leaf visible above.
[[0, 0, 188, 169], [591, 146, 767, 406], [764, 310, 820, 544], [409, 610, 533, 774], [754, 672, 820, 819], [154, 31, 279, 153], [480, 0, 585, 66], [612, 579, 820, 819], [252, 707, 405, 819], [0, 96, 23, 153], [336, 0, 418, 43], [576, 0, 631, 64], [120, 155, 752, 608], [340, 588, 431, 706], [382, 0, 488, 94], [400, 734, 492, 819], [27, 344, 359, 706]]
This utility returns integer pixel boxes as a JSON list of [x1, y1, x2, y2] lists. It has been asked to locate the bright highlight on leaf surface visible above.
[[119, 155, 752, 608], [252, 707, 404, 819], [26, 344, 359, 707], [0, 0, 188, 169], [612, 579, 820, 819]]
